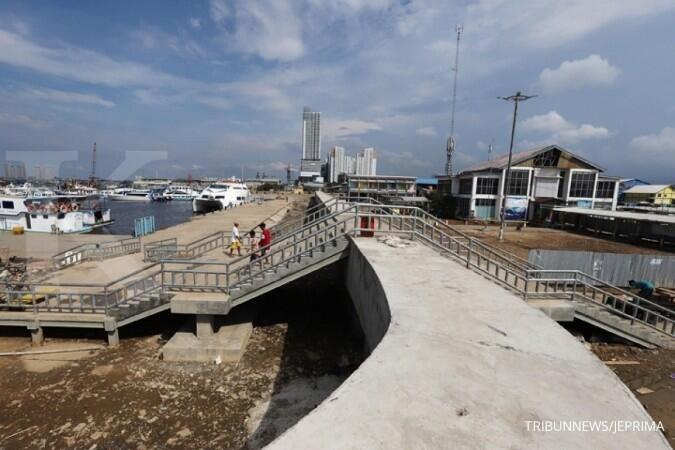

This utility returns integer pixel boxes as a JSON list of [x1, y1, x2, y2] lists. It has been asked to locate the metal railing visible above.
[[52, 237, 141, 269], [6, 196, 675, 342]]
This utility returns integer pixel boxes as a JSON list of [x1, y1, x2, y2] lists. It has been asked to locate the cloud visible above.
[[194, 96, 231, 111], [130, 24, 205, 58], [323, 119, 382, 140], [22, 87, 114, 108], [416, 126, 437, 137], [538, 55, 619, 93], [211, 0, 304, 61], [520, 111, 611, 144], [466, 0, 675, 51], [630, 126, 675, 155], [0, 28, 195, 88], [189, 18, 201, 29], [379, 150, 431, 169], [0, 112, 49, 129]]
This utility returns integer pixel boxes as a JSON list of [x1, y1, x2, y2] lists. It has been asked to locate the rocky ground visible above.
[[0, 267, 363, 450]]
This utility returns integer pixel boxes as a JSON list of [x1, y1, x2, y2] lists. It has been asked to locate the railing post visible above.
[[466, 239, 472, 268], [523, 270, 529, 302], [104, 285, 109, 315]]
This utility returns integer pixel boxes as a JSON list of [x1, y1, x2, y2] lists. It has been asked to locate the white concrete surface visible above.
[[267, 238, 669, 449]]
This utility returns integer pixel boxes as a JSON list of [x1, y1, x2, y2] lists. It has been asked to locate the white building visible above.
[[356, 147, 377, 176], [448, 144, 620, 221], [326, 146, 377, 183]]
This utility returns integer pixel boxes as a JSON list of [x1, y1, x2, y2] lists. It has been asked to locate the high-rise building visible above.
[[327, 146, 346, 183], [302, 106, 321, 161], [326, 146, 376, 183], [356, 147, 377, 176], [3, 161, 26, 180]]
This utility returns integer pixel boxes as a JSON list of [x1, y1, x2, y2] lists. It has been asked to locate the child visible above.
[[249, 229, 260, 262]]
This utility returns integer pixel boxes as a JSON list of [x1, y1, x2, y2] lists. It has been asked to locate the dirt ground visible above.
[[450, 223, 674, 260], [0, 268, 363, 450], [588, 342, 675, 446]]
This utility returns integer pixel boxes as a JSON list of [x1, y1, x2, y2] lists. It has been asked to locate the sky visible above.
[[0, 0, 674, 182]]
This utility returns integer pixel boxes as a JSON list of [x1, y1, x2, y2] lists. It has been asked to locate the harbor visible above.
[[2, 2, 675, 449]]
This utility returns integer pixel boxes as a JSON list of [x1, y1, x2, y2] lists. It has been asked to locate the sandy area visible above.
[[0, 269, 363, 449]]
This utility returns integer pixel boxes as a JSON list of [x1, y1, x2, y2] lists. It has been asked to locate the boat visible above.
[[108, 188, 152, 202], [165, 186, 199, 201], [150, 188, 172, 202], [192, 181, 250, 214], [0, 192, 112, 234]]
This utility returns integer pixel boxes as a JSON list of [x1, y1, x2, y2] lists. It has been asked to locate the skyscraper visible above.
[[356, 147, 377, 176], [302, 106, 321, 161]]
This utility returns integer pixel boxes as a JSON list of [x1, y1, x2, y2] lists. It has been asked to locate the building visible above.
[[618, 178, 650, 203], [3, 161, 27, 180], [355, 147, 377, 176], [623, 184, 675, 206], [244, 177, 282, 190], [346, 174, 416, 199], [448, 144, 620, 221], [326, 146, 376, 183], [300, 106, 322, 180]]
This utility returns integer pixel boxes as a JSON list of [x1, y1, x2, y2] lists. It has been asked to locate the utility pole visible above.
[[497, 91, 536, 241], [445, 25, 463, 176]]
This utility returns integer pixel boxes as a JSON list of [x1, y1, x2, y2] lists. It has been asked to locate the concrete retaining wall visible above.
[[344, 238, 391, 353]]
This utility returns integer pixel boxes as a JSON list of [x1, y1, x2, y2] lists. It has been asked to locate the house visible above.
[[618, 178, 650, 203], [623, 184, 675, 206], [446, 144, 620, 221]]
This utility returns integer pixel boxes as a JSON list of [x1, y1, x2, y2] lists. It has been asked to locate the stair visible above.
[[573, 300, 675, 349]]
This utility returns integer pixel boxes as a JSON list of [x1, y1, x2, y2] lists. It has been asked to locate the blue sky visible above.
[[1, 0, 674, 182]]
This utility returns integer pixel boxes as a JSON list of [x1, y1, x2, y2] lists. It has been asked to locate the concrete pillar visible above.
[[30, 327, 44, 346], [196, 315, 215, 339], [107, 329, 120, 347]]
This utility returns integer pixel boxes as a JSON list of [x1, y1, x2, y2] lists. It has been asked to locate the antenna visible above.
[[445, 25, 463, 176], [90, 142, 97, 185], [488, 143, 493, 161]]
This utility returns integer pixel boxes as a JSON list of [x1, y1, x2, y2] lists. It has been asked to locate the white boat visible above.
[[108, 188, 152, 202], [165, 186, 199, 201], [192, 181, 250, 214], [0, 193, 112, 234]]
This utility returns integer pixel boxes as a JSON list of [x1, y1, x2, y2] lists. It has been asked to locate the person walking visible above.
[[229, 222, 242, 256], [259, 222, 272, 265], [248, 229, 260, 262]]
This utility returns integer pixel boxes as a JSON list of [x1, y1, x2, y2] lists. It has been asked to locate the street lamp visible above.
[[498, 91, 536, 241]]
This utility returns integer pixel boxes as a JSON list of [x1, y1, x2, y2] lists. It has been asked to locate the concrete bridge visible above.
[[0, 192, 673, 447]]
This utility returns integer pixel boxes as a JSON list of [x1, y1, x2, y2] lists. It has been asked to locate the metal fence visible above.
[[52, 237, 141, 269], [528, 250, 675, 287]]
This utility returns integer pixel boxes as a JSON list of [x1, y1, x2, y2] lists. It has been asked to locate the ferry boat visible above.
[[0, 193, 112, 234], [108, 188, 152, 202], [192, 181, 250, 214], [165, 186, 199, 201]]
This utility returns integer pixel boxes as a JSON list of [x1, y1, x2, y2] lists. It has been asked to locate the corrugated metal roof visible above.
[[554, 207, 675, 225], [624, 184, 673, 194], [457, 144, 604, 174]]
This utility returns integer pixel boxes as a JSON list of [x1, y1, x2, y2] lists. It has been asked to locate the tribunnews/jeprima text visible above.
[[525, 420, 665, 434]]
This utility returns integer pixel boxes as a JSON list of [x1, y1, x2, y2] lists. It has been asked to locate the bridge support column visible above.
[[107, 329, 120, 347], [104, 317, 119, 347], [196, 314, 215, 339], [30, 326, 44, 346]]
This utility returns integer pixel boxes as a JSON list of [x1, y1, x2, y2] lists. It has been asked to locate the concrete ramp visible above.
[[267, 238, 670, 449]]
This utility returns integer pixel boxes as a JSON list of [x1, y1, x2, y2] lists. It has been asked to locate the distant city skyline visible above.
[[0, 2, 674, 182]]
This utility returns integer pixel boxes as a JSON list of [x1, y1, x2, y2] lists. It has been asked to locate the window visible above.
[[569, 172, 595, 198], [456, 197, 470, 217], [506, 170, 529, 196], [476, 177, 498, 195], [595, 181, 615, 199], [474, 198, 497, 220], [1, 200, 14, 209], [459, 178, 473, 194]]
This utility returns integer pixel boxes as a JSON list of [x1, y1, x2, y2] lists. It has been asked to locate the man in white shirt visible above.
[[229, 222, 242, 256]]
